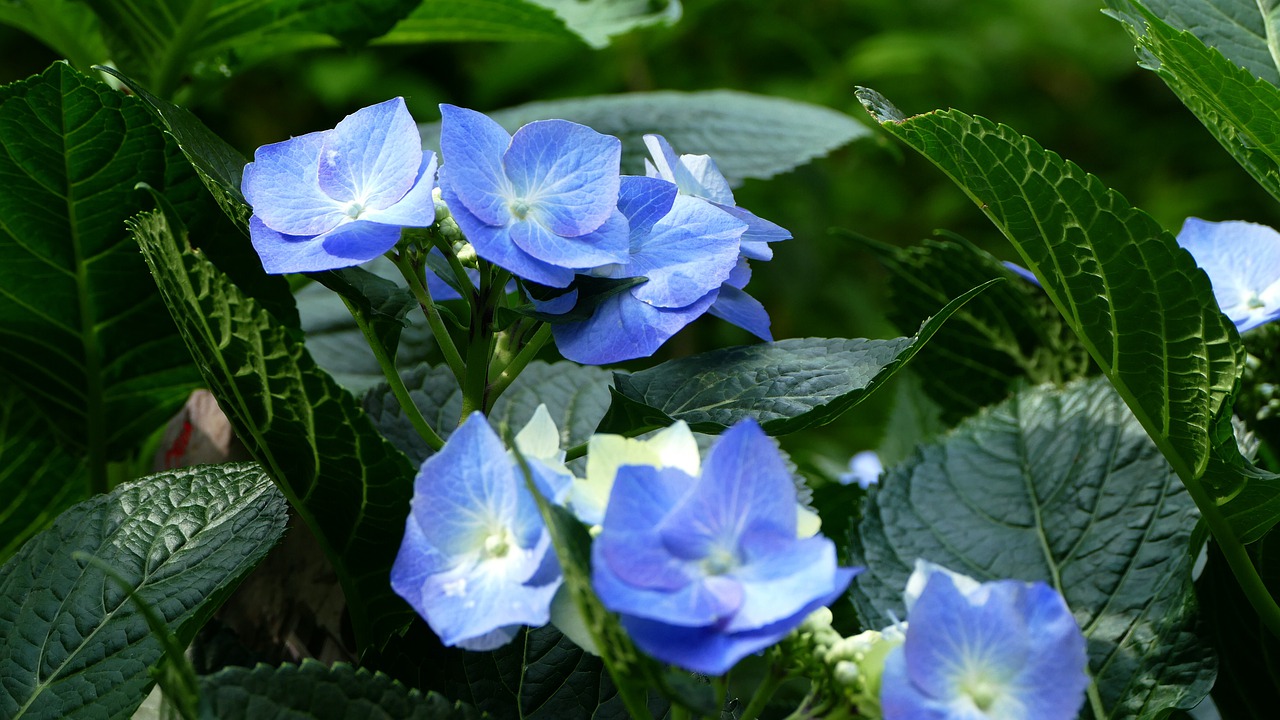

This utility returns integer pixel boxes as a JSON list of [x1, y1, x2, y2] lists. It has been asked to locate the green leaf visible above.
[[201, 660, 480, 719], [1106, 2, 1280, 206], [365, 360, 613, 464], [526, 0, 681, 48], [858, 232, 1092, 423], [0, 0, 109, 71], [0, 62, 202, 461], [1106, 0, 1280, 86], [0, 385, 89, 564], [595, 280, 996, 436], [310, 266, 417, 359], [419, 90, 870, 184], [129, 208, 419, 649], [851, 379, 1216, 718], [378, 0, 578, 44], [858, 90, 1280, 539], [0, 462, 288, 720]]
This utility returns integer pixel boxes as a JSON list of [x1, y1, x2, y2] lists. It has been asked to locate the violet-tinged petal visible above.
[[364, 151, 438, 227], [643, 134, 735, 205], [622, 195, 743, 308], [591, 540, 736, 626], [249, 216, 401, 274], [443, 181, 576, 288], [709, 285, 772, 341], [695, 418, 796, 538], [1177, 217, 1280, 332], [725, 536, 845, 631], [551, 288, 717, 364], [317, 97, 422, 213], [438, 104, 515, 226], [510, 209, 629, 268], [506, 119, 622, 237], [618, 175, 679, 240], [243, 131, 346, 236]]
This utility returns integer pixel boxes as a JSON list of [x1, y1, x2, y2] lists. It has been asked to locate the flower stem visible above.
[[389, 250, 466, 386], [488, 323, 552, 405], [738, 659, 787, 720], [459, 263, 498, 422], [341, 296, 443, 452]]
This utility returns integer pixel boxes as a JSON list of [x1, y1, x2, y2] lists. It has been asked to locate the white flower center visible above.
[[957, 668, 1005, 712], [483, 528, 514, 559], [509, 199, 532, 220], [344, 201, 365, 219], [700, 546, 739, 576], [1247, 292, 1266, 310]]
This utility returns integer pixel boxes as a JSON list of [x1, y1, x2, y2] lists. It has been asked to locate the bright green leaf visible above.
[[1106, 0, 1280, 85], [378, 0, 578, 44], [527, 0, 681, 48], [0, 385, 89, 564], [419, 90, 870, 184], [201, 660, 480, 719], [595, 280, 996, 437], [1106, 2, 1280, 206], [129, 208, 419, 650], [0, 462, 288, 720], [851, 379, 1215, 719], [0, 62, 202, 461]]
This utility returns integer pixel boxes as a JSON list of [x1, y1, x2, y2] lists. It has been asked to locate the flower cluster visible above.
[[390, 412, 854, 675], [243, 99, 788, 364]]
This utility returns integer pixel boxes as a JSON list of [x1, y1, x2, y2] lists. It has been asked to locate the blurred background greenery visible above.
[[4, 0, 1275, 473]]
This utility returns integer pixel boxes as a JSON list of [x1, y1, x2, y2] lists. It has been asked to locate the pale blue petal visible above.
[[442, 181, 575, 288], [510, 210, 629, 268], [709, 285, 772, 341], [681, 418, 795, 543], [551, 288, 716, 364], [718, 204, 790, 260], [249, 216, 399, 273], [726, 537, 851, 631], [618, 175, 678, 240], [623, 195, 743, 308], [725, 257, 752, 289], [881, 645, 954, 720], [837, 450, 882, 489], [506, 119, 621, 237], [365, 151, 438, 227], [642, 134, 735, 205], [598, 465, 697, 592], [390, 511, 454, 585], [531, 288, 578, 315], [242, 130, 346, 236], [457, 626, 521, 651], [418, 542, 561, 647], [438, 104, 514, 226], [1011, 583, 1090, 716], [1177, 217, 1280, 332], [317, 98, 421, 213]]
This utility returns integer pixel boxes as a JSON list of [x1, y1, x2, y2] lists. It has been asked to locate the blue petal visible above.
[[709, 285, 772, 341], [618, 175, 678, 240], [592, 537, 737, 627], [509, 209, 629, 268], [718, 204, 790, 260], [1003, 261, 1041, 287], [531, 288, 578, 315], [726, 536, 851, 631], [551, 288, 716, 364], [622, 195, 744, 308], [438, 104, 514, 226], [1177, 217, 1280, 332], [506, 119, 622, 237], [242, 130, 345, 236], [317, 98, 422, 213], [643, 134, 735, 206], [725, 257, 752, 289], [442, 180, 575, 288], [880, 645, 953, 720], [249, 216, 399, 273], [365, 151, 438, 227]]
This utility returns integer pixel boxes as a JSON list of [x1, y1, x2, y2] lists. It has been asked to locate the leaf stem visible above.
[[151, 0, 214, 99], [341, 296, 443, 452], [389, 250, 466, 386]]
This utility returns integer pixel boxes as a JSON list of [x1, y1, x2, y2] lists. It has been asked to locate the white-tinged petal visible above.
[[317, 97, 422, 213], [243, 130, 346, 236]]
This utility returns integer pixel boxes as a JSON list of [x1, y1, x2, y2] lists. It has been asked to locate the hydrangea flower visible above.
[[591, 418, 858, 675], [644, 135, 787, 340], [570, 419, 701, 527], [242, 98, 437, 273], [1177, 217, 1280, 332], [390, 410, 569, 650], [838, 450, 882, 490], [880, 560, 1089, 720], [549, 176, 746, 364], [437, 105, 629, 288]]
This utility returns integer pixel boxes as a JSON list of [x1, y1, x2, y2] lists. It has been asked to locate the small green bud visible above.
[[455, 241, 478, 267]]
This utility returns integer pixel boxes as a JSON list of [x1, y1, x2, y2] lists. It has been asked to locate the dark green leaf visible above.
[[0, 62, 202, 458], [0, 0, 108, 71], [851, 379, 1215, 718], [1105, 0, 1280, 85], [0, 462, 288, 720], [420, 90, 870, 184], [130, 208, 419, 649], [859, 91, 1280, 538], [310, 266, 417, 359], [525, 0, 681, 48], [0, 385, 89, 564], [378, 0, 578, 44], [595, 280, 996, 436], [1106, 2, 1280, 206], [365, 361, 613, 465], [201, 659, 480, 719], [858, 232, 1092, 423]]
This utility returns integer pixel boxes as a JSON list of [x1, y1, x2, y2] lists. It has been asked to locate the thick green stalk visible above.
[[459, 264, 496, 422], [390, 251, 466, 385], [342, 296, 443, 452], [488, 323, 552, 405], [738, 659, 787, 720]]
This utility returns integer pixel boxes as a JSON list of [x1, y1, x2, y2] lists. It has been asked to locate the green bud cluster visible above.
[[777, 608, 905, 720]]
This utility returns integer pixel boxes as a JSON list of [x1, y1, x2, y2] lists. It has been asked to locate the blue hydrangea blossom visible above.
[[591, 419, 858, 674], [838, 450, 882, 490], [549, 175, 746, 364], [438, 105, 630, 288], [643, 135, 787, 340], [1177, 217, 1280, 332], [390, 411, 568, 650], [242, 97, 437, 273], [880, 561, 1089, 720]]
